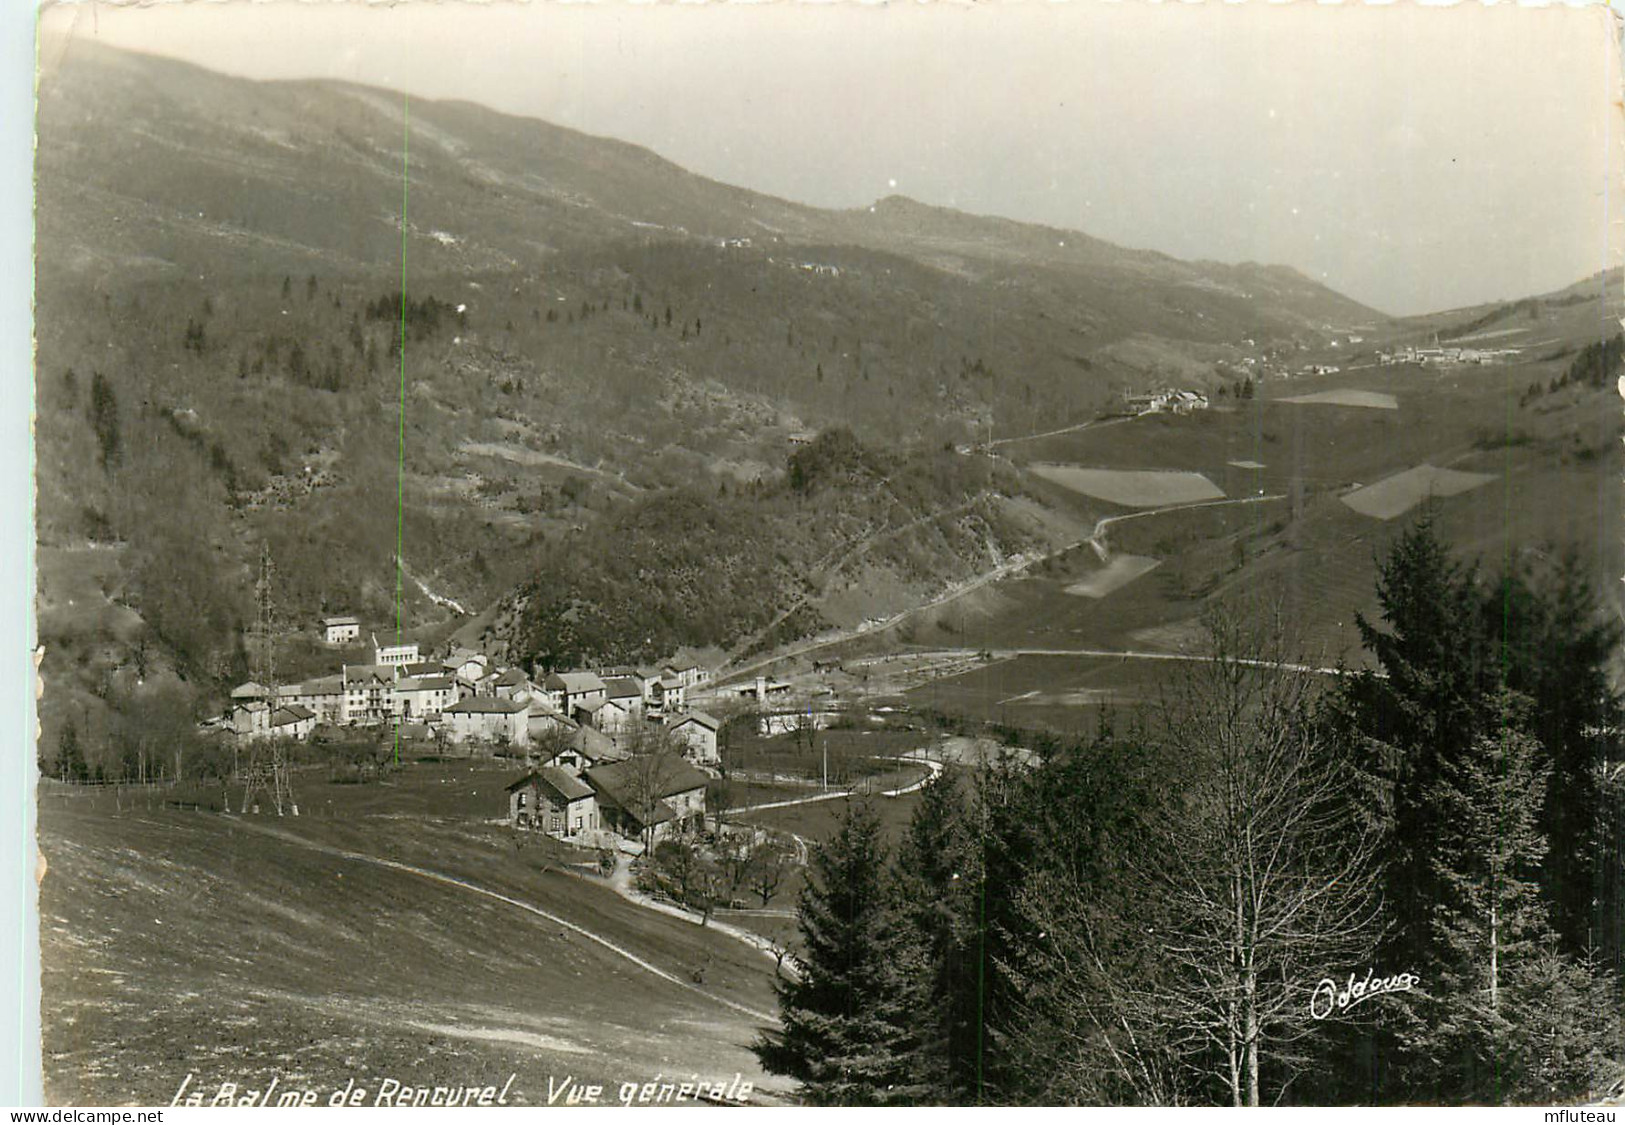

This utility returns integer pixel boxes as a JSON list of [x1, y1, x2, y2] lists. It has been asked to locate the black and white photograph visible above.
[[24, 0, 1625, 1108]]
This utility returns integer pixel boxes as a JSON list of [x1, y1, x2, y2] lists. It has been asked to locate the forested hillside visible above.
[[26, 38, 1405, 767]]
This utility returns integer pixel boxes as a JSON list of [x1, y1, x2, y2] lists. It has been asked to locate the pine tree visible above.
[[894, 770, 979, 1102], [1399, 698, 1624, 1103], [1404, 710, 1553, 1102], [1482, 552, 1623, 957], [755, 800, 926, 1105], [1343, 509, 1489, 967], [1504, 942, 1623, 1104]]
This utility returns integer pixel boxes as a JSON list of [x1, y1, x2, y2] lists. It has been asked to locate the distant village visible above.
[[1377, 343, 1523, 366], [209, 616, 781, 850]]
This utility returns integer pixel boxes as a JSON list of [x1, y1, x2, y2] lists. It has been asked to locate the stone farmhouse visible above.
[[648, 676, 686, 715], [443, 650, 489, 684], [507, 768, 600, 839]]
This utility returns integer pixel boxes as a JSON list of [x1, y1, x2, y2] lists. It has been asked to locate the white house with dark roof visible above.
[[444, 650, 490, 685], [322, 616, 361, 645], [443, 695, 529, 745], [668, 711, 722, 766], [491, 667, 530, 700], [539, 725, 624, 776], [394, 674, 459, 721], [543, 671, 607, 715], [343, 664, 398, 725], [507, 767, 599, 838], [280, 675, 344, 725], [603, 676, 644, 716], [648, 676, 686, 715], [662, 658, 709, 689], [572, 696, 608, 728], [270, 705, 317, 741]]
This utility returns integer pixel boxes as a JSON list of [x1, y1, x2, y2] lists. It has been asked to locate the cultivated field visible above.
[[1280, 389, 1400, 410], [1029, 465, 1226, 507], [1064, 554, 1162, 599], [1341, 464, 1499, 520]]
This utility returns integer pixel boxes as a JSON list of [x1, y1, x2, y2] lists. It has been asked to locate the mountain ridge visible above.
[[37, 36, 1385, 329]]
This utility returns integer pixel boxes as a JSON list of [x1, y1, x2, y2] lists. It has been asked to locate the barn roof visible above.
[[586, 756, 710, 804]]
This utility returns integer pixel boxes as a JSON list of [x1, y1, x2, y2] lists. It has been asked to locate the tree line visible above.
[[757, 512, 1624, 1105]]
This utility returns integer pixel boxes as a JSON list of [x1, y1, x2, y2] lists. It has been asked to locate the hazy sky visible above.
[[39, 0, 1625, 316]]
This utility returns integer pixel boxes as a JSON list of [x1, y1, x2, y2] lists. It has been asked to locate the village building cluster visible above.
[[221, 629, 721, 766], [218, 627, 726, 850], [1123, 388, 1211, 415]]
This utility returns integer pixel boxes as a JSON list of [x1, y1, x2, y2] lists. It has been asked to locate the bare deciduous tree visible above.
[[1006, 609, 1383, 1106], [1143, 610, 1384, 1106], [746, 836, 797, 907], [615, 751, 694, 853]]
